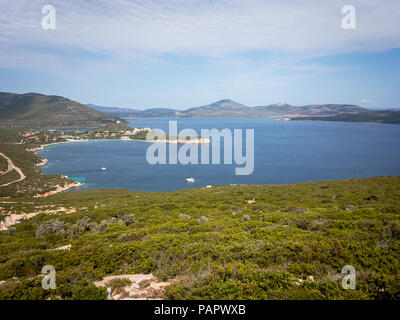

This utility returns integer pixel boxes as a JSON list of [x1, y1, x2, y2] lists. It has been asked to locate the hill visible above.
[[87, 104, 142, 116], [141, 108, 178, 117], [181, 99, 253, 117], [93, 99, 368, 118], [0, 92, 376, 124], [254, 103, 367, 117], [0, 176, 399, 300], [88, 104, 179, 117], [0, 93, 121, 128], [181, 101, 367, 118], [294, 110, 400, 125]]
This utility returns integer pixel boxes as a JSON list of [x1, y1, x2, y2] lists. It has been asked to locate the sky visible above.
[[0, 0, 399, 110]]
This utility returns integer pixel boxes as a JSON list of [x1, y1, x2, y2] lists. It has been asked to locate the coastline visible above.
[[290, 119, 398, 125], [27, 135, 210, 152], [28, 141, 89, 197], [34, 181, 84, 198], [28, 136, 210, 198]]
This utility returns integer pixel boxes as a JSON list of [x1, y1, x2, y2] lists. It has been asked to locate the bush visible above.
[[105, 278, 132, 291], [70, 285, 107, 300], [199, 216, 208, 223], [122, 214, 136, 226], [4, 227, 16, 235], [1, 176, 400, 300], [99, 220, 109, 232], [75, 216, 91, 232], [36, 219, 66, 237]]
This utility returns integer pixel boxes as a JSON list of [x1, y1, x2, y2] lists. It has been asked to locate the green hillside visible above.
[[0, 176, 399, 300], [0, 92, 121, 128], [181, 99, 253, 117], [295, 110, 400, 125], [254, 103, 367, 117]]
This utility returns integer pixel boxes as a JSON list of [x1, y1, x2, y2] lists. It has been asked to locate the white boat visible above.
[[276, 117, 291, 122], [101, 167, 107, 171], [186, 178, 195, 183]]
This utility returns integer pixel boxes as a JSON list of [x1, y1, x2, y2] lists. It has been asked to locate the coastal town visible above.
[[21, 122, 210, 147], [21, 122, 152, 146]]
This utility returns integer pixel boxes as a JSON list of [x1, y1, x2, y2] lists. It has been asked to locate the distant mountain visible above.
[[140, 108, 178, 117], [182, 99, 253, 117], [87, 104, 142, 116], [87, 104, 178, 117], [2, 92, 391, 127], [87, 99, 369, 119], [0, 92, 121, 128], [179, 100, 367, 118], [254, 103, 296, 116], [364, 106, 400, 111], [254, 103, 367, 117], [294, 110, 400, 125]]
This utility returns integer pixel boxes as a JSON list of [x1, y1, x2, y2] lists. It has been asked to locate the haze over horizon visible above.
[[1, 0, 400, 110]]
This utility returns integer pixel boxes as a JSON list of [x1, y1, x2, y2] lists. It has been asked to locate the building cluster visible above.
[[21, 127, 151, 144]]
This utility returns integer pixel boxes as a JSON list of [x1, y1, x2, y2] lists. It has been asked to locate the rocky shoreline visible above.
[[35, 158, 48, 167], [34, 181, 84, 198]]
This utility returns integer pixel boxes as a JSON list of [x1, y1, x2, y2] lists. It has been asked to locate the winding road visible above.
[[0, 152, 26, 187]]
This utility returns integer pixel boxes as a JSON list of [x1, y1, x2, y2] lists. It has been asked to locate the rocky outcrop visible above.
[[0, 207, 77, 231], [35, 158, 48, 167], [0, 212, 37, 231], [94, 274, 177, 300]]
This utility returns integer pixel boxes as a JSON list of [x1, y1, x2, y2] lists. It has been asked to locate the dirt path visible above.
[[0, 152, 26, 187], [0, 153, 13, 174]]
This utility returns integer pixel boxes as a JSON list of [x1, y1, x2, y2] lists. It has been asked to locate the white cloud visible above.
[[0, 0, 399, 87], [1, 0, 400, 56]]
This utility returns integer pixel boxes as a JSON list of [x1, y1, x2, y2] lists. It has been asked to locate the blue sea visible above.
[[37, 118, 400, 192]]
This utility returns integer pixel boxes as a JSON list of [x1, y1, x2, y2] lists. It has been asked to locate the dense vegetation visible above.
[[1, 176, 399, 300], [0, 92, 121, 128], [0, 143, 71, 197], [295, 110, 400, 125], [0, 155, 8, 172]]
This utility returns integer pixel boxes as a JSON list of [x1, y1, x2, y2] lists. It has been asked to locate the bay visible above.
[[37, 118, 400, 192]]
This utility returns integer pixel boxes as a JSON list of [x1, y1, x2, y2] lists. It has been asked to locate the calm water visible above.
[[37, 118, 400, 192]]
